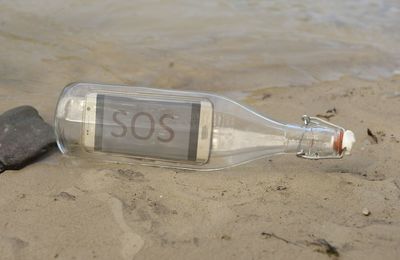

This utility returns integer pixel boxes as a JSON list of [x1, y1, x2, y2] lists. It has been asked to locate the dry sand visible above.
[[0, 76, 399, 259]]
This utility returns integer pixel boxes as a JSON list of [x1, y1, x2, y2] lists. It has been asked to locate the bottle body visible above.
[[54, 83, 353, 170]]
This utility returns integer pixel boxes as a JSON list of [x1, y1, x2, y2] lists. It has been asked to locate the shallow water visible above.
[[0, 0, 399, 111]]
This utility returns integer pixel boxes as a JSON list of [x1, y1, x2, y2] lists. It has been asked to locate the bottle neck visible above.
[[283, 123, 343, 159]]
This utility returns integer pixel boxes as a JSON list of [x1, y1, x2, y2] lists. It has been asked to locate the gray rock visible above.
[[0, 106, 55, 173]]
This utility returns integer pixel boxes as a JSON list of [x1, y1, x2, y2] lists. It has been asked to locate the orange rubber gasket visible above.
[[333, 130, 344, 154]]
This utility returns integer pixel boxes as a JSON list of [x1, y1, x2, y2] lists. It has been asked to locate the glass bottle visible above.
[[54, 83, 355, 170]]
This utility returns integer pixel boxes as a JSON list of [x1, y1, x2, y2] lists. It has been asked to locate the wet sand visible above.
[[1, 1, 400, 259], [1, 76, 400, 259]]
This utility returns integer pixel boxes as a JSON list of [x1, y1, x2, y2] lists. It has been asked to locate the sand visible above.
[[1, 1, 400, 258], [0, 76, 399, 259]]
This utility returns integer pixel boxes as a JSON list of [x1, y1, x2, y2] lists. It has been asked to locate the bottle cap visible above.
[[342, 130, 355, 155]]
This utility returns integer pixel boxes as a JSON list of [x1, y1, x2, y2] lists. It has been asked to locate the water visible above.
[[0, 0, 399, 114]]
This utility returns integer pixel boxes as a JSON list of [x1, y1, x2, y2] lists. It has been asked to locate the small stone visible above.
[[362, 208, 370, 216], [276, 185, 287, 191], [221, 235, 231, 240], [0, 106, 55, 173]]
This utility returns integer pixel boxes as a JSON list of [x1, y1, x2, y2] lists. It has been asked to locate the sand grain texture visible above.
[[0, 76, 399, 259]]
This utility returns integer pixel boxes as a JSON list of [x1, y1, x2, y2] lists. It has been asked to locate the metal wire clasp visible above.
[[296, 115, 345, 159]]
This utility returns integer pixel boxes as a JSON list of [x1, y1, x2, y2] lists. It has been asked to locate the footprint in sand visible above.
[[78, 169, 145, 259]]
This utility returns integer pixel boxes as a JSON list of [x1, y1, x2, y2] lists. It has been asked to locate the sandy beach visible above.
[[1, 76, 399, 259], [1, 1, 400, 259]]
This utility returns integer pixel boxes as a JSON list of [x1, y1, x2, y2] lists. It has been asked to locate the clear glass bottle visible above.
[[54, 83, 355, 170]]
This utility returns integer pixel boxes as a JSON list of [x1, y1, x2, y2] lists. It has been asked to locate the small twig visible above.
[[316, 114, 335, 120], [316, 107, 337, 121], [261, 232, 302, 247]]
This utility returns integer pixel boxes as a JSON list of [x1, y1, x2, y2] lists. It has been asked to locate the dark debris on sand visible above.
[[308, 239, 339, 258]]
